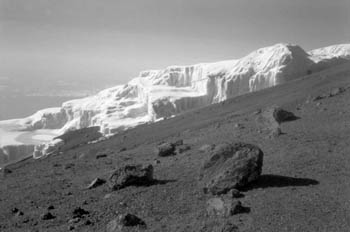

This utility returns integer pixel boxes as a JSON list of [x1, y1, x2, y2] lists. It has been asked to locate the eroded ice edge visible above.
[[1, 43, 350, 167]]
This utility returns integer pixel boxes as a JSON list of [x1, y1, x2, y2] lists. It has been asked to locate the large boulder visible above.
[[108, 164, 154, 190], [156, 142, 176, 157], [200, 142, 263, 195], [272, 107, 298, 123]]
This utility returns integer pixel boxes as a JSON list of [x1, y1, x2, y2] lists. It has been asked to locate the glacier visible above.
[[1, 43, 350, 166]]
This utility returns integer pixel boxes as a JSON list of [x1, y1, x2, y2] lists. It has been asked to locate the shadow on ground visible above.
[[241, 174, 319, 191]]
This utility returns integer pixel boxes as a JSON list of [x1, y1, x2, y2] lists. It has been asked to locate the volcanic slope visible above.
[[0, 62, 350, 232]]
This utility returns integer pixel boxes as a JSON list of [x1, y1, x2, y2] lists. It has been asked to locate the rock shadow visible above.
[[240, 174, 319, 191], [128, 179, 177, 188]]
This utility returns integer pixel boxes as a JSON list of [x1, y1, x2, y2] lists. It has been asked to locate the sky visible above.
[[0, 0, 349, 86]]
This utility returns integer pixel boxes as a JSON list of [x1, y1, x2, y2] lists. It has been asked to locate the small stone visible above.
[[85, 219, 93, 225], [96, 152, 108, 159], [72, 207, 89, 218], [11, 208, 19, 214], [230, 200, 249, 215], [154, 159, 161, 165], [64, 163, 75, 169], [86, 178, 106, 189], [41, 212, 55, 220], [47, 205, 55, 210], [229, 189, 244, 198], [15, 211, 24, 217]]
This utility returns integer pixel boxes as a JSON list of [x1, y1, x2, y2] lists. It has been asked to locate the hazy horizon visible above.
[[1, 0, 349, 84]]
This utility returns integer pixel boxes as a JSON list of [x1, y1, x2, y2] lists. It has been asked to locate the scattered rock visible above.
[[157, 142, 176, 157], [86, 178, 106, 189], [108, 164, 154, 190], [15, 211, 24, 217], [2, 167, 12, 174], [41, 212, 55, 220], [106, 213, 146, 232], [200, 142, 263, 195], [11, 207, 19, 214], [72, 207, 89, 219]]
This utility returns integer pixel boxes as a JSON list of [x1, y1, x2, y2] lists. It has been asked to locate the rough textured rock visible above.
[[157, 142, 176, 157], [108, 164, 154, 190], [200, 142, 263, 195], [106, 213, 146, 232]]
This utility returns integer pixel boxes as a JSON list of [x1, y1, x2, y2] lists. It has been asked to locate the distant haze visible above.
[[1, 0, 349, 86]]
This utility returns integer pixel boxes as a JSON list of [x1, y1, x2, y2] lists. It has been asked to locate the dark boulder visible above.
[[108, 164, 154, 190], [272, 107, 298, 123], [200, 142, 263, 195], [72, 207, 89, 219]]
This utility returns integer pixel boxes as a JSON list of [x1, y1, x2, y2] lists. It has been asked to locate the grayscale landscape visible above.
[[0, 1, 349, 231]]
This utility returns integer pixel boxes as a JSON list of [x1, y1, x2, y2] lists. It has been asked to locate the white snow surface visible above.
[[1, 43, 350, 149]]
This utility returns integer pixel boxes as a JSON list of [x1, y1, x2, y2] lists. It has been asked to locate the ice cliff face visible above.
[[10, 43, 350, 136]]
